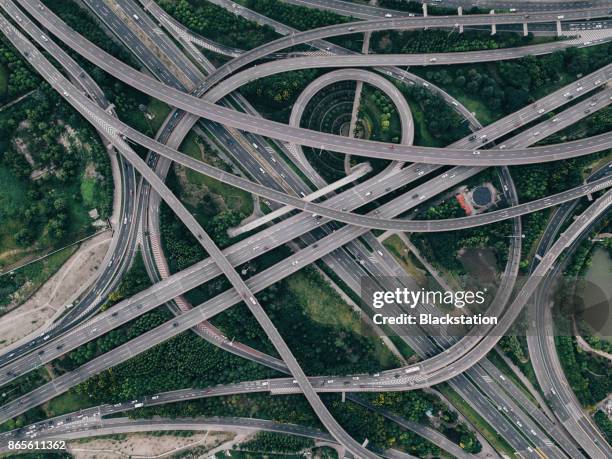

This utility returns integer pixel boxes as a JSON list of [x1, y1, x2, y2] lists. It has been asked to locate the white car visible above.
[[384, 13, 392, 18]]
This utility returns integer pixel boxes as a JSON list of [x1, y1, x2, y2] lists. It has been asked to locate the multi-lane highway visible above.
[[14, 0, 612, 167], [1, 0, 611, 456]]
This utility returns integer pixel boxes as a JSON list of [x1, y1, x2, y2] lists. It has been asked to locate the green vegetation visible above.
[[44, 390, 92, 418], [326, 396, 440, 456], [0, 245, 77, 311], [75, 328, 278, 404], [146, 99, 173, 133], [360, 392, 481, 453], [378, 0, 489, 15], [57, 309, 169, 372], [241, 69, 320, 122], [397, 83, 470, 146], [360, 87, 401, 143], [158, 0, 278, 49], [374, 29, 547, 54], [0, 36, 39, 104], [0, 88, 112, 262], [593, 411, 612, 445], [213, 266, 399, 375], [0, 64, 7, 102], [437, 384, 515, 457], [412, 189, 511, 274], [238, 432, 314, 454], [179, 132, 253, 216], [416, 42, 612, 123], [0, 368, 49, 410], [553, 250, 612, 408], [382, 235, 427, 286], [242, 0, 351, 29], [137, 393, 319, 427], [493, 318, 539, 390], [555, 336, 612, 407]]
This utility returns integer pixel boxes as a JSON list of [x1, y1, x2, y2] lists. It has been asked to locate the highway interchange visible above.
[[0, 0, 611, 457]]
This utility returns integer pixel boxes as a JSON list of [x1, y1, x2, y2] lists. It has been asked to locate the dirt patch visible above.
[[58, 124, 88, 154], [84, 161, 100, 179], [0, 232, 111, 351], [12, 137, 35, 166], [67, 431, 235, 458]]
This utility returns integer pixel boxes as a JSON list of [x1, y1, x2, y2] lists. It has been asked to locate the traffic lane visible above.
[[14, 0, 612, 165]]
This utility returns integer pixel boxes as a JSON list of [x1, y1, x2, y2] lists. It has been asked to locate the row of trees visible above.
[[555, 335, 612, 406], [0, 36, 39, 101], [423, 43, 612, 118], [239, 432, 314, 454], [413, 196, 511, 273], [244, 0, 351, 30], [159, 0, 278, 50], [378, 0, 488, 15], [374, 29, 539, 54]]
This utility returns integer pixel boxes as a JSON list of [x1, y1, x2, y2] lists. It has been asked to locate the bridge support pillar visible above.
[[490, 10, 496, 35], [458, 7, 463, 33], [341, 391, 345, 402], [556, 20, 562, 36], [523, 22, 529, 36]]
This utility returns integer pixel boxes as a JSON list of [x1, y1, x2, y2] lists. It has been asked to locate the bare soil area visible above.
[[0, 232, 111, 350]]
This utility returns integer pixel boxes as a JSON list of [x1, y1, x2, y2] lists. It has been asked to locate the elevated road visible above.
[[14, 0, 612, 167], [195, 5, 612, 93], [0, 14, 377, 459], [286, 67, 414, 186], [526, 163, 612, 458], [0, 16, 608, 390], [204, 39, 601, 103], [4, 1, 612, 232], [1, 3, 608, 454]]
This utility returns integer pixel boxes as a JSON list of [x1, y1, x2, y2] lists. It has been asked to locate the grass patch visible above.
[[80, 177, 97, 208], [180, 132, 254, 216], [487, 350, 539, 407], [45, 390, 93, 418], [437, 383, 515, 457], [146, 99, 172, 133], [382, 234, 427, 286], [1, 245, 78, 309], [285, 269, 397, 369], [405, 97, 441, 147], [454, 94, 495, 126]]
